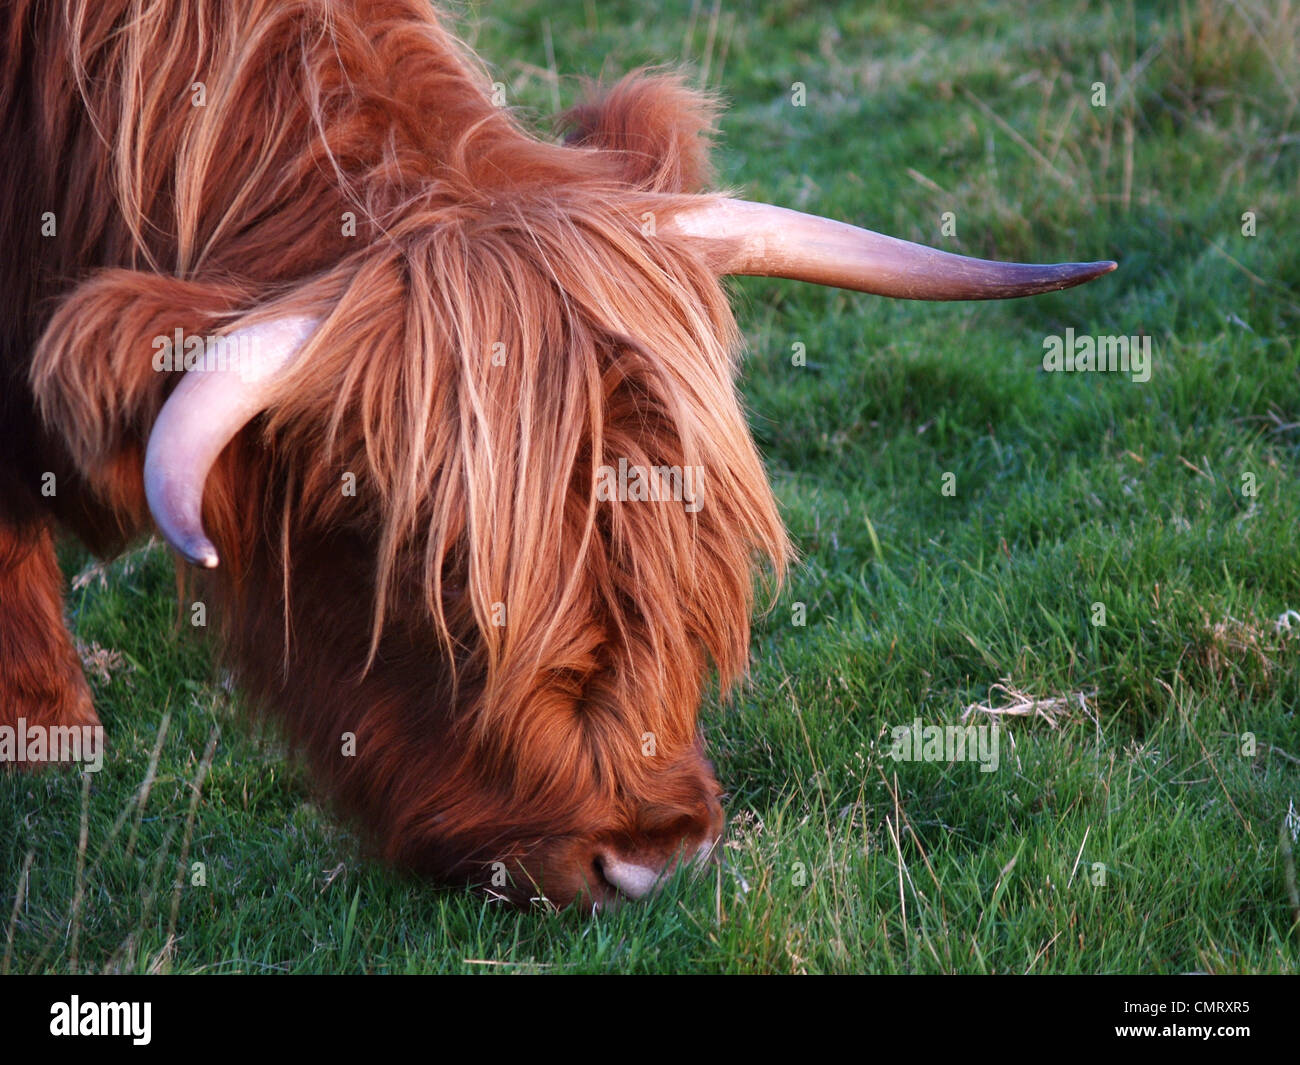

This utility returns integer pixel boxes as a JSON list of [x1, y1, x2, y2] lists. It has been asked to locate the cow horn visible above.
[[144, 315, 318, 568], [671, 198, 1116, 300]]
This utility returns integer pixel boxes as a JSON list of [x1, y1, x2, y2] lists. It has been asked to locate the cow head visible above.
[[24, 1, 1113, 907]]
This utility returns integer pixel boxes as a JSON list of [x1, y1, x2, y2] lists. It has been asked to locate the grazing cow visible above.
[[0, 0, 1113, 906]]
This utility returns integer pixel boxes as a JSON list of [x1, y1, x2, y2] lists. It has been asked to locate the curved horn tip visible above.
[[184, 542, 221, 569], [144, 459, 221, 569], [144, 463, 222, 569], [156, 522, 219, 569]]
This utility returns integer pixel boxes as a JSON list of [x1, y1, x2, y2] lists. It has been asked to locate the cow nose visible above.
[[595, 852, 662, 900], [593, 835, 721, 902]]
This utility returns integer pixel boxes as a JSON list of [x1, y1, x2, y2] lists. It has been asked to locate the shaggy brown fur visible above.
[[0, 0, 787, 904]]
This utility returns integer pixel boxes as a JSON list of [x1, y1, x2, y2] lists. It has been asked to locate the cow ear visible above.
[[30, 269, 325, 569], [556, 70, 720, 193], [30, 270, 251, 483]]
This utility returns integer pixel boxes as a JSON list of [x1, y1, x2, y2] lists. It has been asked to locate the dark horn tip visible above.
[[1047, 259, 1118, 293], [1066, 259, 1117, 278]]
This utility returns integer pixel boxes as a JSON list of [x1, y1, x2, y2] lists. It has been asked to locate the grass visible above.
[[4, 0, 1299, 974]]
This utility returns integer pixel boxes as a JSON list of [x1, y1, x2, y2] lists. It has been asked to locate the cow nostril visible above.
[[593, 848, 666, 901]]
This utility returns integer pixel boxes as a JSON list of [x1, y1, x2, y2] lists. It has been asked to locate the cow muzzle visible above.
[[593, 835, 721, 904]]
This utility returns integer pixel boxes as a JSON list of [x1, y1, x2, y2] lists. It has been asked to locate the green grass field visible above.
[[4, 0, 1298, 974]]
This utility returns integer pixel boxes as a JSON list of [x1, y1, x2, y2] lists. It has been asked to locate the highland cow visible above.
[[0, 0, 1113, 907]]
